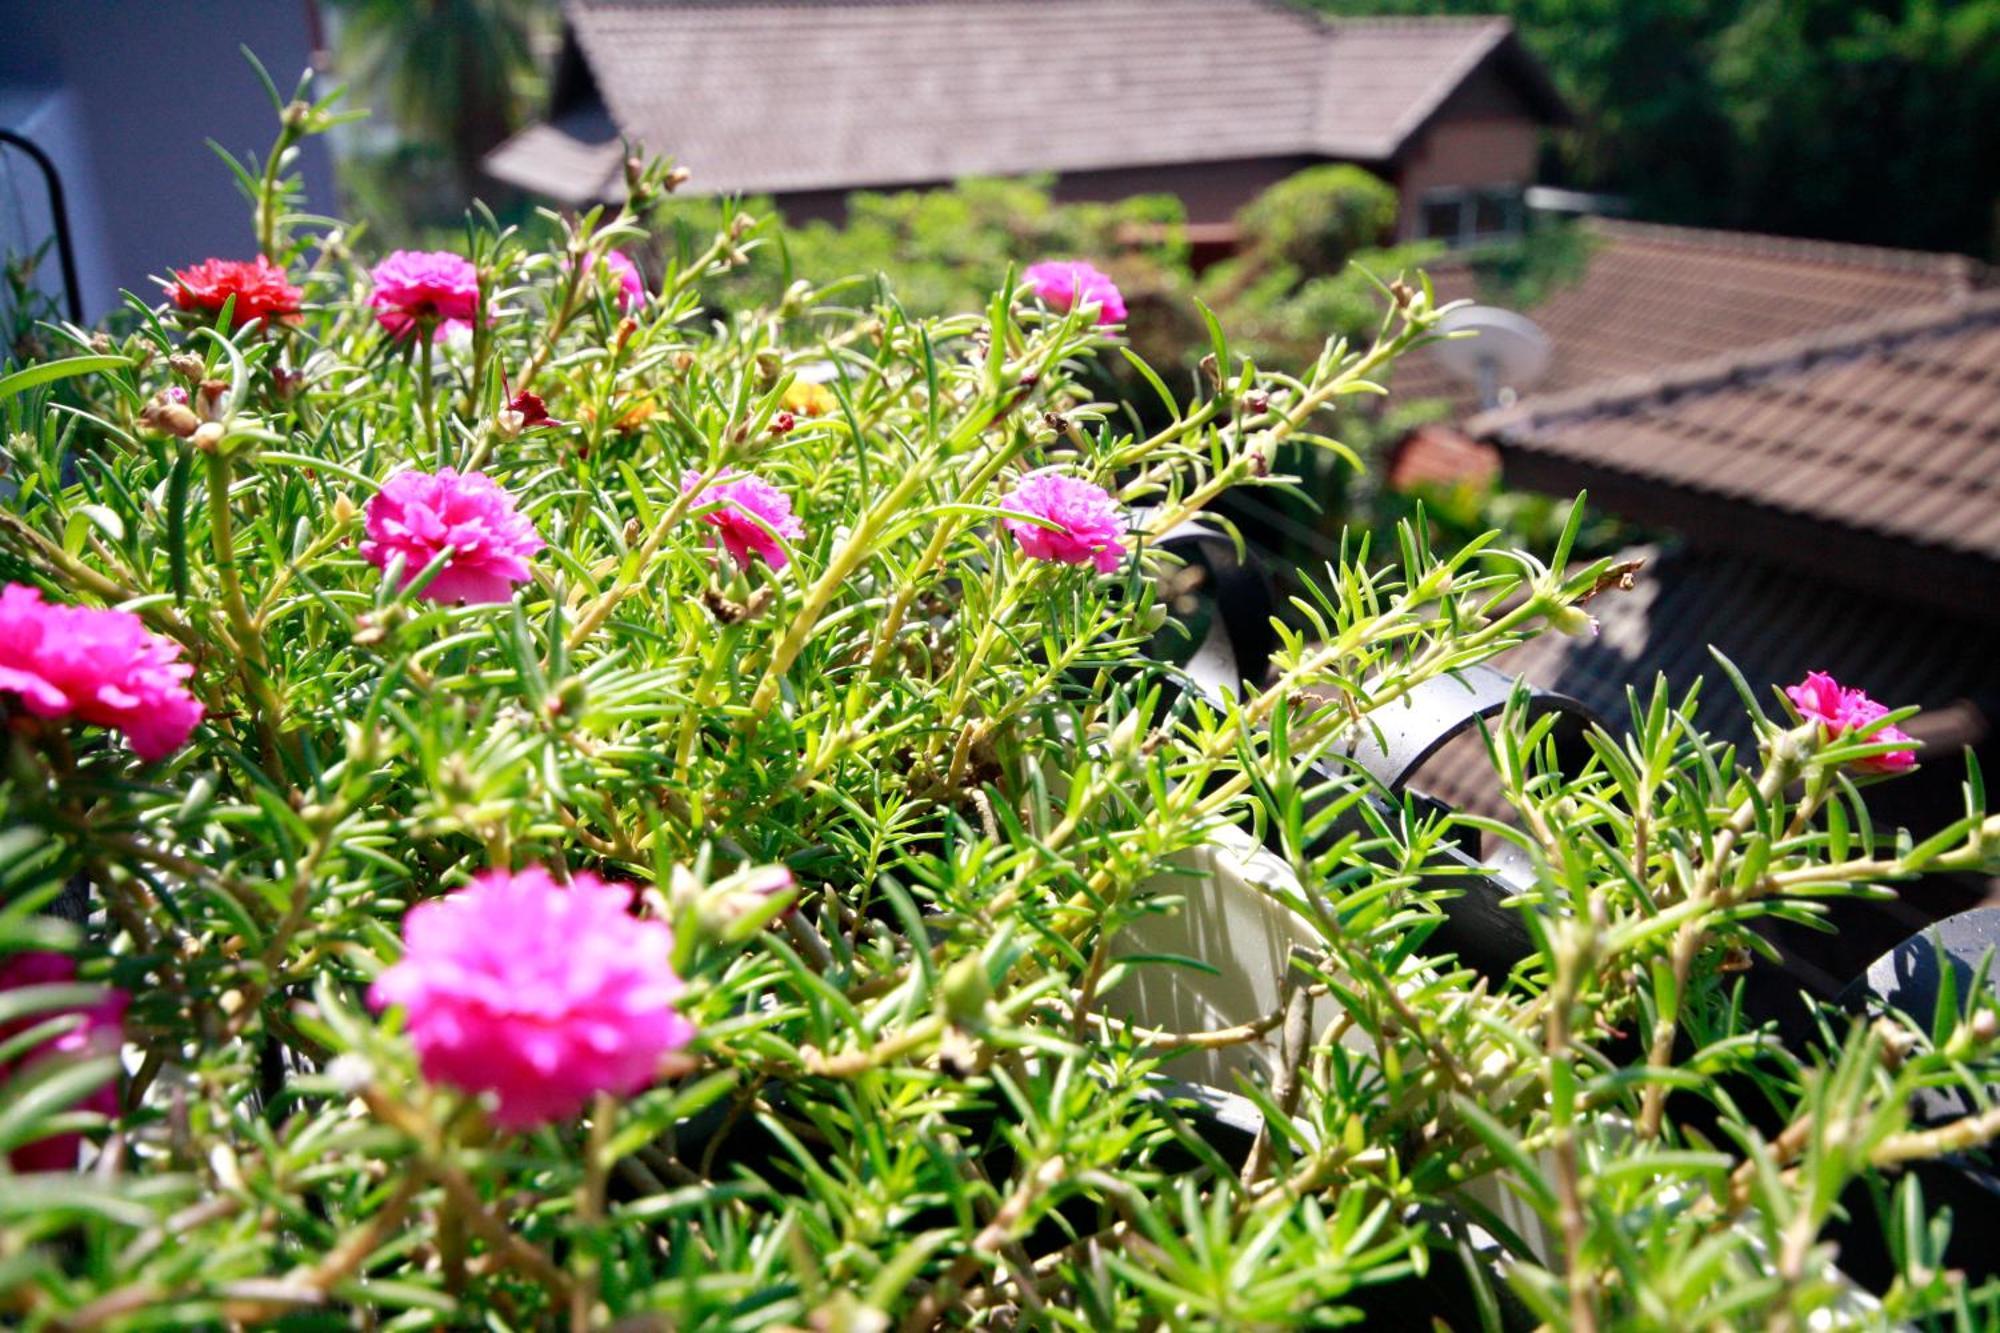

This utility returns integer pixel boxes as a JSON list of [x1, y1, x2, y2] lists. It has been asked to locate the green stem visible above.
[[206, 452, 286, 771]]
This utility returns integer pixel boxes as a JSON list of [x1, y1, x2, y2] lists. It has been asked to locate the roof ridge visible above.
[[1323, 14, 1513, 26], [1588, 216, 1984, 282], [1472, 288, 2000, 439]]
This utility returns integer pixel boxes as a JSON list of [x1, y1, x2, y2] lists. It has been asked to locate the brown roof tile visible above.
[[1406, 543, 2000, 818], [488, 2, 1561, 199], [1471, 290, 2000, 564], [1389, 219, 1983, 416]]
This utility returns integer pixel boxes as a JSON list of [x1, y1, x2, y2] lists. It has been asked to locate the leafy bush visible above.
[[3, 88, 2000, 1331], [1233, 164, 1400, 278]]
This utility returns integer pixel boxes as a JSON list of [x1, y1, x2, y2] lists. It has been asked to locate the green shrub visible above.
[[1235, 164, 1400, 277]]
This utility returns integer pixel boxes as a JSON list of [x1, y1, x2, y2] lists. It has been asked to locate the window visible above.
[[1472, 189, 1520, 240], [1419, 194, 1465, 244], [1415, 187, 1525, 247]]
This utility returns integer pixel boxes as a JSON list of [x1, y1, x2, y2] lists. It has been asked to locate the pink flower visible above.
[[360, 469, 544, 604], [681, 469, 805, 570], [0, 584, 203, 761], [1000, 473, 1128, 574], [1785, 671, 1918, 774], [602, 251, 646, 313], [369, 867, 694, 1130], [368, 250, 480, 342], [0, 952, 127, 1171], [1022, 260, 1126, 326]]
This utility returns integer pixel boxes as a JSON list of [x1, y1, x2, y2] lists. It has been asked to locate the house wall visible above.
[[1393, 62, 1542, 241], [0, 0, 335, 322], [1052, 156, 1318, 227]]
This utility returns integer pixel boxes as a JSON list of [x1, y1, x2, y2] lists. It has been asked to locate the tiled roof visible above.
[[1407, 543, 2000, 817], [1470, 290, 2000, 565], [487, 2, 1563, 199], [1390, 219, 1984, 414]]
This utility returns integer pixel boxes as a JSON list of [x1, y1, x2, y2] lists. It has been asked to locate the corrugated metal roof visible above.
[[1471, 290, 2000, 564], [1391, 219, 1984, 415], [488, 1, 1558, 199]]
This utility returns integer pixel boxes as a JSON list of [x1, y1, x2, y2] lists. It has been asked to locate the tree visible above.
[[1306, 0, 2000, 257], [324, 0, 542, 191]]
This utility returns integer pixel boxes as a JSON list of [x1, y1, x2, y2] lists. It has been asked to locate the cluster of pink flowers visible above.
[[1022, 260, 1127, 326], [369, 250, 481, 342], [360, 469, 546, 605], [1001, 472, 1128, 574], [370, 866, 694, 1129], [1785, 671, 1918, 773], [0, 584, 203, 760], [683, 469, 807, 570], [0, 953, 127, 1171], [169, 256, 304, 329]]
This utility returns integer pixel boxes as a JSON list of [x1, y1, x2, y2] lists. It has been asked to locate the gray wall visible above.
[[0, 0, 335, 322]]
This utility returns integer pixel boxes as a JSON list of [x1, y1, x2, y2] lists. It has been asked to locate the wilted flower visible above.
[[0, 584, 203, 760], [1785, 671, 1917, 773], [1022, 260, 1127, 326], [360, 469, 544, 604], [169, 256, 304, 329], [0, 952, 127, 1171], [368, 250, 480, 342], [1000, 472, 1128, 574], [682, 469, 805, 570], [369, 866, 694, 1129]]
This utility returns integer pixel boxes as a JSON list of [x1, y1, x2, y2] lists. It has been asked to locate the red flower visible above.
[[170, 257, 303, 329]]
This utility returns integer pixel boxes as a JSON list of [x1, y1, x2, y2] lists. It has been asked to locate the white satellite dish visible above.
[[1431, 305, 1551, 410]]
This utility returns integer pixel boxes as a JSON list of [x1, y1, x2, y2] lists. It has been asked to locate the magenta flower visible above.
[[369, 867, 694, 1130], [1785, 671, 1918, 773], [1022, 260, 1126, 326], [368, 250, 480, 342], [0, 952, 127, 1171], [681, 469, 805, 570], [360, 469, 544, 605], [1000, 473, 1128, 574], [0, 584, 203, 761], [602, 251, 647, 313]]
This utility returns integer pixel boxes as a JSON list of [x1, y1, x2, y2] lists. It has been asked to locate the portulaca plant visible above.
[[2, 80, 1998, 1331]]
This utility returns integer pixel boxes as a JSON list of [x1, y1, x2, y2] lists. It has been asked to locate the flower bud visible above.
[[1547, 604, 1597, 638], [941, 956, 992, 1029], [195, 378, 229, 423], [699, 865, 796, 942], [546, 675, 588, 721], [665, 165, 692, 192], [168, 353, 205, 383], [769, 410, 796, 437], [1242, 388, 1272, 416], [190, 421, 226, 453], [332, 493, 357, 525], [140, 389, 200, 438]]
